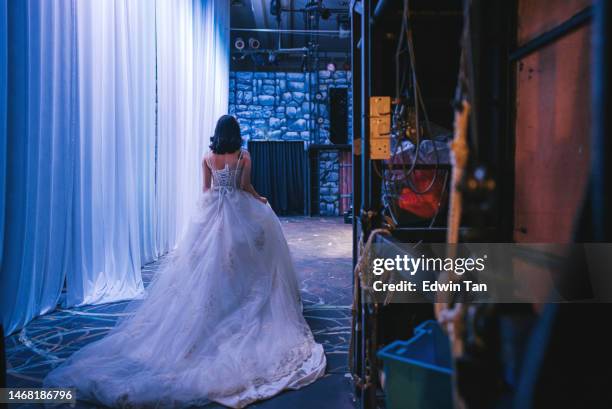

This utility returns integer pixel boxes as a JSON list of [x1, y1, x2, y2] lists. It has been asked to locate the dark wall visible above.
[[514, 0, 593, 242]]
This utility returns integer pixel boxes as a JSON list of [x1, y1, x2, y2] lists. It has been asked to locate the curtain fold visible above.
[[66, 0, 156, 307], [248, 141, 307, 216], [155, 0, 229, 250], [1, 0, 79, 333], [0, 0, 229, 335], [0, 0, 7, 272]]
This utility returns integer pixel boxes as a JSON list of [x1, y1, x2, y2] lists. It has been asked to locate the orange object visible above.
[[397, 170, 445, 219]]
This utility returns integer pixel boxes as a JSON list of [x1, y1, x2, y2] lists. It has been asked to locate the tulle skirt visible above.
[[44, 189, 326, 408]]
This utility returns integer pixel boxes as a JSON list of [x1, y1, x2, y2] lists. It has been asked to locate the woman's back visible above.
[[207, 149, 243, 171], [206, 149, 245, 190]]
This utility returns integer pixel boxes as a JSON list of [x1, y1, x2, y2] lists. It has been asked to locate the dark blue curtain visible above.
[[248, 141, 306, 216]]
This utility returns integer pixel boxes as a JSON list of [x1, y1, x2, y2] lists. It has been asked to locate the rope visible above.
[[348, 227, 391, 389], [446, 100, 471, 245]]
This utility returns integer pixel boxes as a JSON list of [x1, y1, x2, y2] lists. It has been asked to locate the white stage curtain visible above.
[[155, 0, 230, 252], [0, 0, 229, 335]]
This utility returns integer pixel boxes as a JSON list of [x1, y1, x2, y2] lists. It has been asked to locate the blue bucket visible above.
[[377, 320, 453, 409]]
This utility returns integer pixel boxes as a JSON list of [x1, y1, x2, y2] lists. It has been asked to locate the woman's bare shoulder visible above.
[[239, 149, 251, 163], [202, 152, 213, 167]]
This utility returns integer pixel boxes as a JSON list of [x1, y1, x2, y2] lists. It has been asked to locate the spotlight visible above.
[[326, 62, 336, 72], [234, 37, 245, 50], [248, 37, 260, 49]]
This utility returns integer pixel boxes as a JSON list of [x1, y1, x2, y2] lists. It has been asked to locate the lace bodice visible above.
[[208, 150, 244, 191]]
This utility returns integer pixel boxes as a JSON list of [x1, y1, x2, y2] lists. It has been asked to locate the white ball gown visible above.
[[44, 150, 327, 408]]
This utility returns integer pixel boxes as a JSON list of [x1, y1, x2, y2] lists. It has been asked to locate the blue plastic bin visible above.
[[377, 320, 453, 409]]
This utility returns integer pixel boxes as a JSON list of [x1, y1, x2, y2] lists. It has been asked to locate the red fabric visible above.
[[397, 170, 444, 219]]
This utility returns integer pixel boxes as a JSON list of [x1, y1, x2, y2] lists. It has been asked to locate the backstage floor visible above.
[[5, 216, 356, 409]]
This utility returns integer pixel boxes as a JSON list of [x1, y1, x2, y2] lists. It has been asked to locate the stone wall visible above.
[[319, 151, 340, 215], [228, 70, 352, 216]]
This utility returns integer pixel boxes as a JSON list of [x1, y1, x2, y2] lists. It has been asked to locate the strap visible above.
[[234, 149, 245, 187]]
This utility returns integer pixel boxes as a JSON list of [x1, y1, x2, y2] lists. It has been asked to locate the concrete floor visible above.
[[5, 216, 356, 409]]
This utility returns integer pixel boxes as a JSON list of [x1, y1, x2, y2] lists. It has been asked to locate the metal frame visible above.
[[589, 0, 612, 242], [350, 1, 519, 408], [509, 6, 593, 62]]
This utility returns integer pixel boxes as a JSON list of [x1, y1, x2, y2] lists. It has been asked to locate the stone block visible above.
[[283, 131, 300, 140], [286, 106, 298, 118], [287, 72, 305, 81], [258, 95, 275, 106], [282, 92, 292, 103], [289, 119, 307, 131], [292, 92, 305, 103], [262, 85, 275, 95], [236, 72, 253, 81], [254, 72, 268, 79], [236, 111, 254, 119], [288, 81, 305, 92], [269, 117, 282, 128]]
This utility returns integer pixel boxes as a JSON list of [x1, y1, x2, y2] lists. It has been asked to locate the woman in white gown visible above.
[[44, 115, 327, 408]]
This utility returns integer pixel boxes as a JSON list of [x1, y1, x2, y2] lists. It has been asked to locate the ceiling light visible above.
[[234, 37, 245, 50], [248, 37, 260, 49]]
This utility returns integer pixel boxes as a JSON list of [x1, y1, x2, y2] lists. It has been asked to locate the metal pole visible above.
[[350, 0, 363, 398], [591, 0, 612, 241], [360, 2, 375, 409]]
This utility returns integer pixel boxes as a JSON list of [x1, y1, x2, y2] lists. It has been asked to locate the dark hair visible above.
[[209, 115, 243, 154]]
